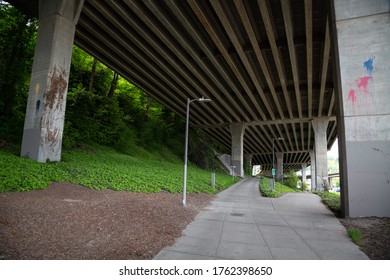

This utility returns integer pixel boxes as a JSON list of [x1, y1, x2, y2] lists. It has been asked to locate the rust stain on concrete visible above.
[[47, 128, 59, 144], [45, 66, 68, 110], [39, 66, 69, 158]]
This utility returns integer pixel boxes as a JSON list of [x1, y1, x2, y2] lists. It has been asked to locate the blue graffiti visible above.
[[363, 56, 375, 75], [36, 99, 41, 111]]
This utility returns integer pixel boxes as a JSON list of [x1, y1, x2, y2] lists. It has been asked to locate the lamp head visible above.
[[198, 97, 211, 103]]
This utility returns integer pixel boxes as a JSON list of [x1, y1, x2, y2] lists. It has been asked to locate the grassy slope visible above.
[[0, 145, 237, 193], [259, 176, 301, 197]]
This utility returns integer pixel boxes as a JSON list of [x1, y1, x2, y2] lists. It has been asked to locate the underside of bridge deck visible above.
[[10, 0, 337, 172]]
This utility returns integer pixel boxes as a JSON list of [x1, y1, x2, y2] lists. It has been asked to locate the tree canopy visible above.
[[0, 3, 37, 142]]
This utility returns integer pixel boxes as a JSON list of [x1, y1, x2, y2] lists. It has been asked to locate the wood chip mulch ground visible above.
[[0, 182, 214, 260]]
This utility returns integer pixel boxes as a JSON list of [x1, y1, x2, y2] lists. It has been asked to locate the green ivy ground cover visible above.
[[0, 146, 237, 193]]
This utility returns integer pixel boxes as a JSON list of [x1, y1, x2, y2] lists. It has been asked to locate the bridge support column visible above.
[[230, 124, 245, 177], [309, 151, 316, 192], [332, 0, 390, 217], [301, 163, 307, 184], [20, 0, 84, 162], [245, 154, 253, 176], [312, 118, 329, 191], [276, 152, 283, 182]]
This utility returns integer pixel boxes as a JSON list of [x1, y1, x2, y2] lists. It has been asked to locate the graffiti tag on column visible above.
[[363, 57, 374, 75], [347, 89, 357, 104], [355, 76, 372, 93], [346, 56, 376, 140], [347, 56, 375, 104]]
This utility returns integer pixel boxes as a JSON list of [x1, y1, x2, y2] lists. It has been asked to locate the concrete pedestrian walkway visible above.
[[154, 177, 369, 260]]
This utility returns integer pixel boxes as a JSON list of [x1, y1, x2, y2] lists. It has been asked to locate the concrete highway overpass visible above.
[[8, 0, 390, 217]]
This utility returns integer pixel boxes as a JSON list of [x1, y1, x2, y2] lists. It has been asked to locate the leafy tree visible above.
[[283, 170, 300, 189], [0, 3, 37, 142], [328, 156, 339, 173], [188, 130, 225, 170]]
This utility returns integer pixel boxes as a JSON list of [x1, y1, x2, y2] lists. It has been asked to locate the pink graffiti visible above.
[[346, 58, 375, 111], [347, 89, 357, 103], [355, 76, 371, 93]]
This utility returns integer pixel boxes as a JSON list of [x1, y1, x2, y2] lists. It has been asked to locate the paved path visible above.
[[154, 178, 369, 260]]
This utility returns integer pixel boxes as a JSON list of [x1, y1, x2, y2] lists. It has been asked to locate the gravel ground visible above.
[[0, 182, 214, 260], [1, 182, 388, 260], [340, 217, 390, 260]]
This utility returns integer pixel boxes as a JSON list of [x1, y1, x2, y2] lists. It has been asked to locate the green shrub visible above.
[[283, 170, 300, 189], [301, 181, 309, 191], [315, 191, 341, 215], [259, 177, 280, 197], [114, 127, 138, 155]]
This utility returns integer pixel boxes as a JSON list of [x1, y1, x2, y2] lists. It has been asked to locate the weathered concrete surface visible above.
[[230, 124, 245, 177], [217, 154, 233, 174], [20, 0, 84, 162], [312, 118, 330, 191], [333, 0, 390, 217], [310, 150, 316, 192]]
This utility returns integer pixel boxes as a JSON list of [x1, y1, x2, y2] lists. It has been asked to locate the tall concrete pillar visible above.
[[332, 0, 390, 217], [309, 150, 316, 192], [276, 152, 283, 181], [301, 163, 307, 183], [312, 118, 329, 191], [20, 0, 84, 162], [230, 124, 245, 177], [245, 154, 253, 176]]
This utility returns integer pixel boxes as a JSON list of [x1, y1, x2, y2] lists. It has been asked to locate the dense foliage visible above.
[[0, 145, 237, 193], [65, 47, 225, 168], [0, 3, 37, 143]]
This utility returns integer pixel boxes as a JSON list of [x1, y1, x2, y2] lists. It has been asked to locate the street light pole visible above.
[[182, 97, 211, 207], [182, 98, 191, 207], [272, 138, 275, 190]]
